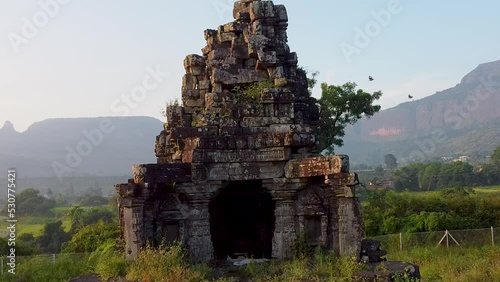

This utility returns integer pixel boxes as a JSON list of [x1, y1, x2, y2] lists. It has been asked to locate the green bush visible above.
[[90, 241, 128, 281], [233, 80, 275, 102], [95, 252, 127, 280], [62, 220, 120, 253], [0, 253, 92, 282], [68, 206, 116, 233], [1, 188, 56, 217], [363, 189, 500, 236]]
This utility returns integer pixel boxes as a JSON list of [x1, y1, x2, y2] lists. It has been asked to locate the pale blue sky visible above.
[[1, 0, 499, 131]]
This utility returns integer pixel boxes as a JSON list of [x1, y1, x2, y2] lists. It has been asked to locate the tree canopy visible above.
[[316, 82, 382, 154], [384, 154, 398, 169], [37, 220, 71, 253], [1, 188, 56, 216], [492, 145, 500, 166], [391, 161, 486, 191]]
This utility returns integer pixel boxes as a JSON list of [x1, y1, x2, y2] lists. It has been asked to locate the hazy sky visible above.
[[1, 0, 500, 132]]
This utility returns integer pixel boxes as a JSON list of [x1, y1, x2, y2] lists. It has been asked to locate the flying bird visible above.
[[408, 94, 414, 99], [369, 76, 374, 81]]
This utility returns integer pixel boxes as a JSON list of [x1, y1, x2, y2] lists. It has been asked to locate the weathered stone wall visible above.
[[155, 0, 320, 165], [116, 0, 364, 262]]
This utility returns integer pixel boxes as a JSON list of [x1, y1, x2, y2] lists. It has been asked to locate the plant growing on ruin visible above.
[[293, 231, 314, 258], [191, 113, 205, 127], [297, 66, 319, 92], [233, 80, 275, 102], [161, 99, 180, 118]]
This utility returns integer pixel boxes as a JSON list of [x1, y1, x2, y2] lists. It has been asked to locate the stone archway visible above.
[[209, 180, 275, 259]]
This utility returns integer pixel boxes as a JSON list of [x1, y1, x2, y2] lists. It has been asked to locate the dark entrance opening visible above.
[[209, 180, 275, 259]]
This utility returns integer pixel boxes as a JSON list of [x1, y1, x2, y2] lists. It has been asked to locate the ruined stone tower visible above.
[[116, 0, 364, 262]]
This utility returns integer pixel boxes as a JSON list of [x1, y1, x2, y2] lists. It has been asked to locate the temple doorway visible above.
[[209, 180, 275, 259]]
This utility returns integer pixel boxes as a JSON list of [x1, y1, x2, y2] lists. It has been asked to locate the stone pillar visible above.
[[143, 200, 156, 245], [272, 199, 296, 259], [337, 196, 364, 260], [270, 179, 300, 259], [185, 194, 214, 262], [327, 197, 340, 253], [121, 198, 145, 260]]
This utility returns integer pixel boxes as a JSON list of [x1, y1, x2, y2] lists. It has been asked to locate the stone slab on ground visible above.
[[352, 261, 421, 282]]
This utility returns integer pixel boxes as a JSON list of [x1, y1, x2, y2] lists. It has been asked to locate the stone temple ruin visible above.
[[115, 0, 364, 262]]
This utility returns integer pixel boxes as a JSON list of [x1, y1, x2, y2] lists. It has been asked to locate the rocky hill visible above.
[[0, 117, 163, 177], [339, 60, 500, 165]]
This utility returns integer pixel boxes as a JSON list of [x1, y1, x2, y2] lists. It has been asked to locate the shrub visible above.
[[233, 80, 275, 102], [63, 220, 120, 253], [126, 242, 210, 282], [89, 241, 128, 281], [0, 253, 92, 282]]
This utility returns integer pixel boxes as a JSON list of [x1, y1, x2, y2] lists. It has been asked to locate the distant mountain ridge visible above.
[[0, 121, 16, 134], [0, 116, 163, 177], [339, 60, 500, 165]]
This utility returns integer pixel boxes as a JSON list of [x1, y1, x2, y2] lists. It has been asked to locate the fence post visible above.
[[446, 230, 449, 248], [399, 233, 402, 250], [52, 254, 56, 265], [492, 226, 495, 247], [1, 258, 3, 275]]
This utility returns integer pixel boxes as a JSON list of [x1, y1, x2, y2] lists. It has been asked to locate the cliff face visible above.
[[0, 117, 163, 177], [349, 60, 500, 141]]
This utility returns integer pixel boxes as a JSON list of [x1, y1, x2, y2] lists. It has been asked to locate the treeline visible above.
[[392, 161, 499, 191], [0, 188, 119, 256], [0, 205, 117, 256], [363, 189, 500, 236], [389, 145, 500, 191], [0, 187, 111, 217]]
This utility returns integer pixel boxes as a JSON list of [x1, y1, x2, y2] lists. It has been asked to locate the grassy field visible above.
[[0, 205, 101, 236], [1, 245, 498, 282], [412, 185, 500, 198], [0, 204, 116, 239], [387, 246, 500, 282], [0, 215, 71, 236], [474, 186, 500, 193]]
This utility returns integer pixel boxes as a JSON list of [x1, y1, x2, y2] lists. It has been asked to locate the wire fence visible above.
[[369, 227, 498, 251], [0, 228, 497, 275]]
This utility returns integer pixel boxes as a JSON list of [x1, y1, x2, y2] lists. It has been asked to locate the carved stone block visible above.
[[284, 156, 347, 178]]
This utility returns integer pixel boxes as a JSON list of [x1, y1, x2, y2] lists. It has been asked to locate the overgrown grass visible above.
[[386, 246, 500, 282], [125, 243, 363, 282], [1, 245, 498, 281], [0, 253, 92, 282], [89, 241, 128, 281], [474, 185, 500, 194], [126, 242, 210, 282]]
